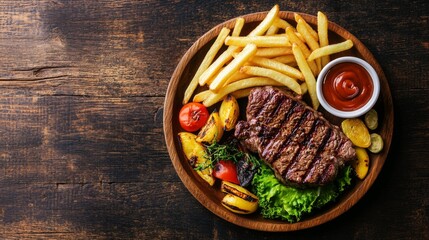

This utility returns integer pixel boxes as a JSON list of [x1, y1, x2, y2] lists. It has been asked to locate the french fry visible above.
[[317, 11, 330, 67], [240, 65, 302, 94], [230, 88, 253, 99], [313, 57, 322, 74], [225, 36, 290, 47], [265, 25, 279, 36], [204, 67, 224, 86], [296, 19, 321, 73], [231, 17, 245, 37], [255, 47, 292, 57], [195, 87, 254, 104], [297, 19, 320, 51], [248, 56, 304, 80], [272, 17, 294, 30], [193, 90, 212, 102], [199, 18, 245, 86], [286, 27, 319, 75], [195, 86, 252, 103], [272, 55, 296, 65], [295, 32, 306, 43], [209, 44, 257, 91], [199, 48, 238, 86], [203, 77, 284, 107], [307, 40, 354, 62], [292, 44, 319, 109], [248, 4, 279, 36], [285, 27, 311, 56], [294, 13, 318, 41], [225, 71, 251, 85], [183, 27, 230, 104], [300, 82, 308, 95]]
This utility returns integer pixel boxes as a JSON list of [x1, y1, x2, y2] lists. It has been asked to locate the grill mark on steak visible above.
[[248, 88, 276, 120], [288, 111, 316, 149], [259, 100, 298, 161], [266, 103, 305, 163], [289, 121, 328, 180], [234, 97, 295, 155], [303, 156, 322, 184], [243, 96, 294, 152], [268, 93, 286, 118], [269, 97, 293, 129], [258, 97, 293, 149], [319, 159, 337, 184], [255, 92, 282, 122], [269, 110, 311, 178], [282, 117, 321, 183], [302, 128, 332, 183], [234, 86, 356, 187], [304, 129, 340, 184]]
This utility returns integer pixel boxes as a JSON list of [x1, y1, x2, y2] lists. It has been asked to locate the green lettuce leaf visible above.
[[252, 163, 353, 222]]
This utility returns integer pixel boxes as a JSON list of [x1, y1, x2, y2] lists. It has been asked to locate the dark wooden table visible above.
[[0, 1, 427, 239]]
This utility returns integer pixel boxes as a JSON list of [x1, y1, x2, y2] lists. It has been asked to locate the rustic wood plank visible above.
[[0, 96, 167, 183], [0, 0, 182, 97], [0, 0, 427, 239]]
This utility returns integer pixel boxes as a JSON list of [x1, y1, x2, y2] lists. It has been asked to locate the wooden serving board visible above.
[[164, 11, 394, 231]]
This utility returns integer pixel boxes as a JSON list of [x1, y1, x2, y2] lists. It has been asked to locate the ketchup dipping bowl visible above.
[[316, 56, 380, 118]]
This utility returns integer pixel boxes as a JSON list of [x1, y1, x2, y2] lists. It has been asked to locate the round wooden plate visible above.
[[163, 11, 393, 231]]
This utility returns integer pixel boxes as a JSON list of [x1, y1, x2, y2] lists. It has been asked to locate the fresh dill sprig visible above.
[[206, 140, 244, 164], [194, 139, 261, 171]]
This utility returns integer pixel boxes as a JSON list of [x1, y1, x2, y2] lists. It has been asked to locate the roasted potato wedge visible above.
[[219, 94, 240, 131], [222, 194, 259, 214], [353, 147, 370, 179], [196, 110, 224, 144], [178, 132, 215, 186], [341, 118, 371, 148], [221, 181, 258, 214]]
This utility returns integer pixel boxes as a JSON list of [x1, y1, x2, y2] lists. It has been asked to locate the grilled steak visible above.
[[234, 86, 356, 187]]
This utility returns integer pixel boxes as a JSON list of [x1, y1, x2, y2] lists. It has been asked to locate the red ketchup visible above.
[[322, 62, 373, 111]]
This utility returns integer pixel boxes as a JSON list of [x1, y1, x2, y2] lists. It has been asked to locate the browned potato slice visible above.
[[341, 118, 371, 148], [219, 94, 240, 131], [178, 132, 215, 186], [196, 111, 224, 144], [352, 147, 370, 179]]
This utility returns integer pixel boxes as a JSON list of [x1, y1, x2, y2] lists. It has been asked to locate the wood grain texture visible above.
[[0, 0, 428, 239]]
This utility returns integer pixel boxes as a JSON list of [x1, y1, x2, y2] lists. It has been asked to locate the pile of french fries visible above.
[[183, 5, 354, 110]]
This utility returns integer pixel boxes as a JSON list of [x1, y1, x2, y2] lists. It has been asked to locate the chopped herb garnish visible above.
[[195, 139, 260, 171]]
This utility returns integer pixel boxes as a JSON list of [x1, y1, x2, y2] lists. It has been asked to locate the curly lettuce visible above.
[[252, 163, 353, 223]]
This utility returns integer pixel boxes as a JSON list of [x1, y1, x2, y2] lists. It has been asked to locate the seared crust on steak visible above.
[[234, 86, 356, 187]]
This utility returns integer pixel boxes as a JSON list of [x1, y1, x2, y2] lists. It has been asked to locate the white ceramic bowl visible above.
[[316, 56, 380, 118]]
